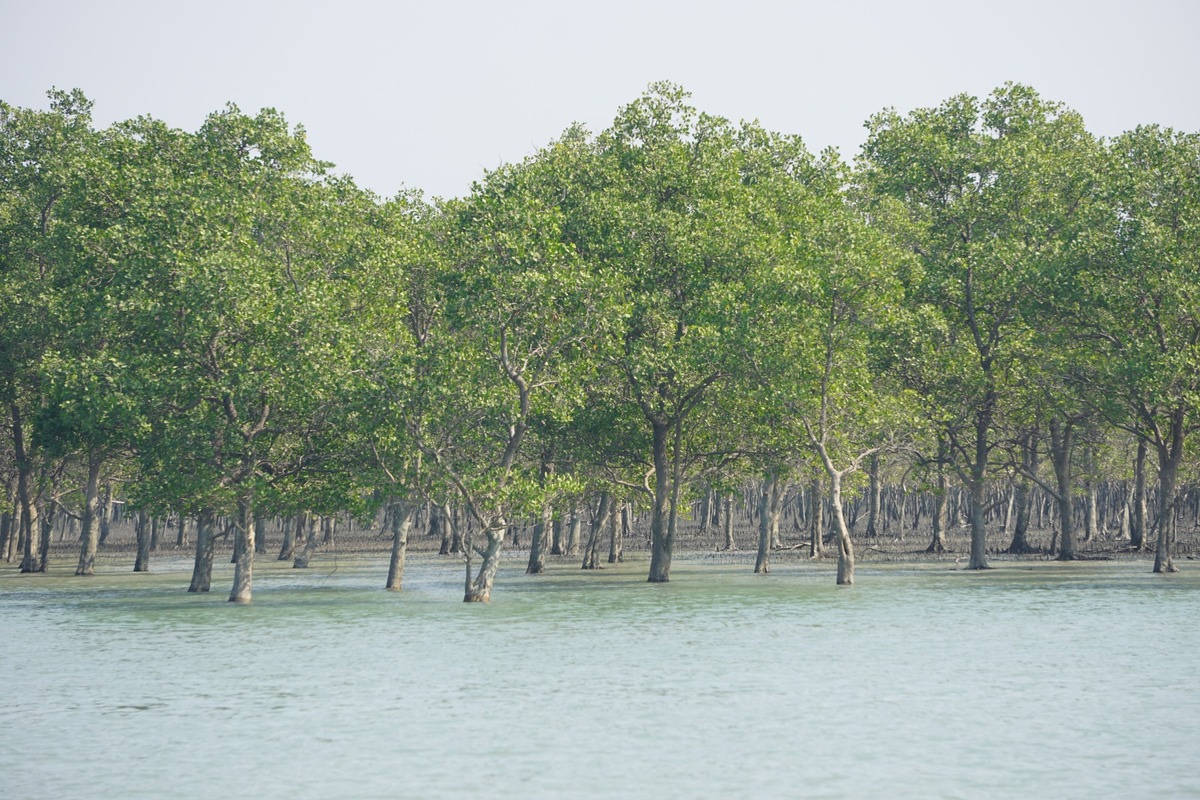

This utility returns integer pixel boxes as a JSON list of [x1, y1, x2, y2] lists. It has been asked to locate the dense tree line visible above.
[[2, 83, 1197, 601]]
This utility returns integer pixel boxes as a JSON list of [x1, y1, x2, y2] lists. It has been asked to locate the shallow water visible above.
[[2, 555, 1198, 799]]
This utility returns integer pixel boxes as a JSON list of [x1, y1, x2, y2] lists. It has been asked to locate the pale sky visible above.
[[2, 0, 1198, 200]]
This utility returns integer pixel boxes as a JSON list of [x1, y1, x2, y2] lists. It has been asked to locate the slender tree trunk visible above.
[[967, 477, 988, 569], [647, 420, 673, 582], [1084, 480, 1098, 543], [75, 452, 103, 575], [98, 482, 113, 546], [254, 513, 268, 555], [149, 516, 160, 552], [754, 473, 775, 574], [465, 525, 505, 602], [1153, 413, 1185, 574], [566, 511, 581, 557], [527, 502, 550, 574], [294, 514, 319, 568], [1050, 418, 1076, 561], [0, 511, 11, 564], [1132, 440, 1149, 551], [37, 505, 53, 572], [550, 513, 565, 556], [385, 500, 415, 591], [437, 506, 453, 554], [229, 494, 255, 603], [13, 402, 41, 573], [721, 494, 735, 551], [134, 511, 151, 572], [809, 477, 824, 558], [866, 454, 881, 538], [965, 394, 997, 570], [583, 492, 612, 570], [188, 511, 216, 592], [609, 503, 626, 564], [278, 514, 299, 561], [927, 470, 948, 554], [1007, 433, 1038, 554], [830, 472, 855, 585]]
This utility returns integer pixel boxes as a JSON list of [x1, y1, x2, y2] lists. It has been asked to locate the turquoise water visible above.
[[2, 555, 1198, 799]]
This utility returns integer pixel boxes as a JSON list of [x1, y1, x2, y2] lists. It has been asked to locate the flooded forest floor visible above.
[[22, 510, 1199, 574]]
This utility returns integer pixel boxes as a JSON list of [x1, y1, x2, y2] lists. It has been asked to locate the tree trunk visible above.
[[1132, 439, 1149, 551], [809, 477, 824, 558], [647, 419, 673, 582], [38, 505, 53, 573], [967, 478, 988, 569], [254, 514, 268, 555], [583, 492, 612, 570], [550, 513, 565, 556], [830, 472, 855, 585], [865, 454, 881, 538], [188, 511, 215, 592], [1049, 418, 1076, 561], [608, 503, 626, 564], [927, 470, 948, 554], [134, 511, 151, 572], [229, 495, 255, 603], [385, 500, 415, 591], [437, 505, 453, 554], [294, 514, 319, 568], [754, 473, 775, 574], [75, 452, 104, 575], [0, 510, 11, 564], [721, 494, 735, 551], [527, 502, 550, 574], [566, 511, 581, 558], [1006, 433, 1038, 554], [1084, 480, 1099, 542], [465, 525, 504, 602], [13, 402, 42, 573], [278, 514, 299, 561], [1153, 412, 1185, 574], [98, 482, 113, 546]]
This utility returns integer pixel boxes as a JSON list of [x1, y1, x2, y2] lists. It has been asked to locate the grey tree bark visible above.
[[229, 495, 255, 603], [809, 477, 824, 558], [608, 503, 626, 564], [1006, 433, 1038, 554], [865, 454, 882, 538], [385, 500, 415, 591], [98, 481, 113, 546], [527, 502, 550, 574], [1131, 440, 1149, 551], [294, 514, 320, 568], [582, 492, 612, 570], [188, 511, 216, 592], [75, 451, 103, 575], [721, 494, 735, 551], [1152, 410, 1186, 574], [278, 514, 300, 561], [13, 402, 42, 573], [134, 511, 151, 572], [1048, 418, 1077, 561], [754, 473, 784, 574]]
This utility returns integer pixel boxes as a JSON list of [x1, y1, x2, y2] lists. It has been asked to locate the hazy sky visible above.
[[3, 0, 1198, 199]]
